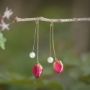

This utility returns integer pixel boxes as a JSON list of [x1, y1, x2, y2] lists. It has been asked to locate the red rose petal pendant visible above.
[[53, 59, 64, 74], [32, 63, 43, 78]]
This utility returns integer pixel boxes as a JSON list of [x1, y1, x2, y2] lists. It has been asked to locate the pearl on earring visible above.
[[29, 52, 36, 58], [47, 57, 54, 63]]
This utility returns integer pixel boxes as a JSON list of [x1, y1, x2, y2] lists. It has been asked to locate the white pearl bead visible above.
[[47, 57, 54, 63], [29, 52, 36, 58]]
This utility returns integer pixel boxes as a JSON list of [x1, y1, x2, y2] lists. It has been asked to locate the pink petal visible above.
[[32, 63, 43, 78], [53, 60, 64, 74]]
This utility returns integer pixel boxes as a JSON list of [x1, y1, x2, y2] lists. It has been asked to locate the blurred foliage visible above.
[[0, 52, 90, 90], [0, 22, 90, 90]]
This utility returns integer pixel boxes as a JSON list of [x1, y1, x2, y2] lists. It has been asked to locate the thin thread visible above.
[[51, 22, 57, 59], [49, 23, 52, 56], [36, 19, 39, 63], [32, 25, 37, 51]]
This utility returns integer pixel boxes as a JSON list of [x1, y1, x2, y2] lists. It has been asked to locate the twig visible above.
[[15, 17, 90, 23]]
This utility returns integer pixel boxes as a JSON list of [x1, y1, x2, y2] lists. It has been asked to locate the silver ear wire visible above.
[[29, 21, 37, 59], [51, 21, 57, 60], [29, 18, 40, 63], [47, 21, 54, 63], [36, 19, 39, 63]]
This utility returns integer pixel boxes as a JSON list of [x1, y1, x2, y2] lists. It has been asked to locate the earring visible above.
[[29, 19, 43, 78], [48, 21, 64, 74]]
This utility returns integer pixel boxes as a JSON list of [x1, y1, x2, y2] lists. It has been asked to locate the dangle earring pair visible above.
[[29, 20, 64, 78]]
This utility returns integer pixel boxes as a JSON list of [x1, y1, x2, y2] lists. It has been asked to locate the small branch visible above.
[[15, 17, 90, 23]]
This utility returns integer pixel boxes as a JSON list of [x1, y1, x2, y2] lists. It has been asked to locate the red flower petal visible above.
[[53, 60, 64, 74], [32, 63, 43, 78]]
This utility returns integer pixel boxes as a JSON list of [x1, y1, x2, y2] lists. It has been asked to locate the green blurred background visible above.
[[0, 0, 90, 90]]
